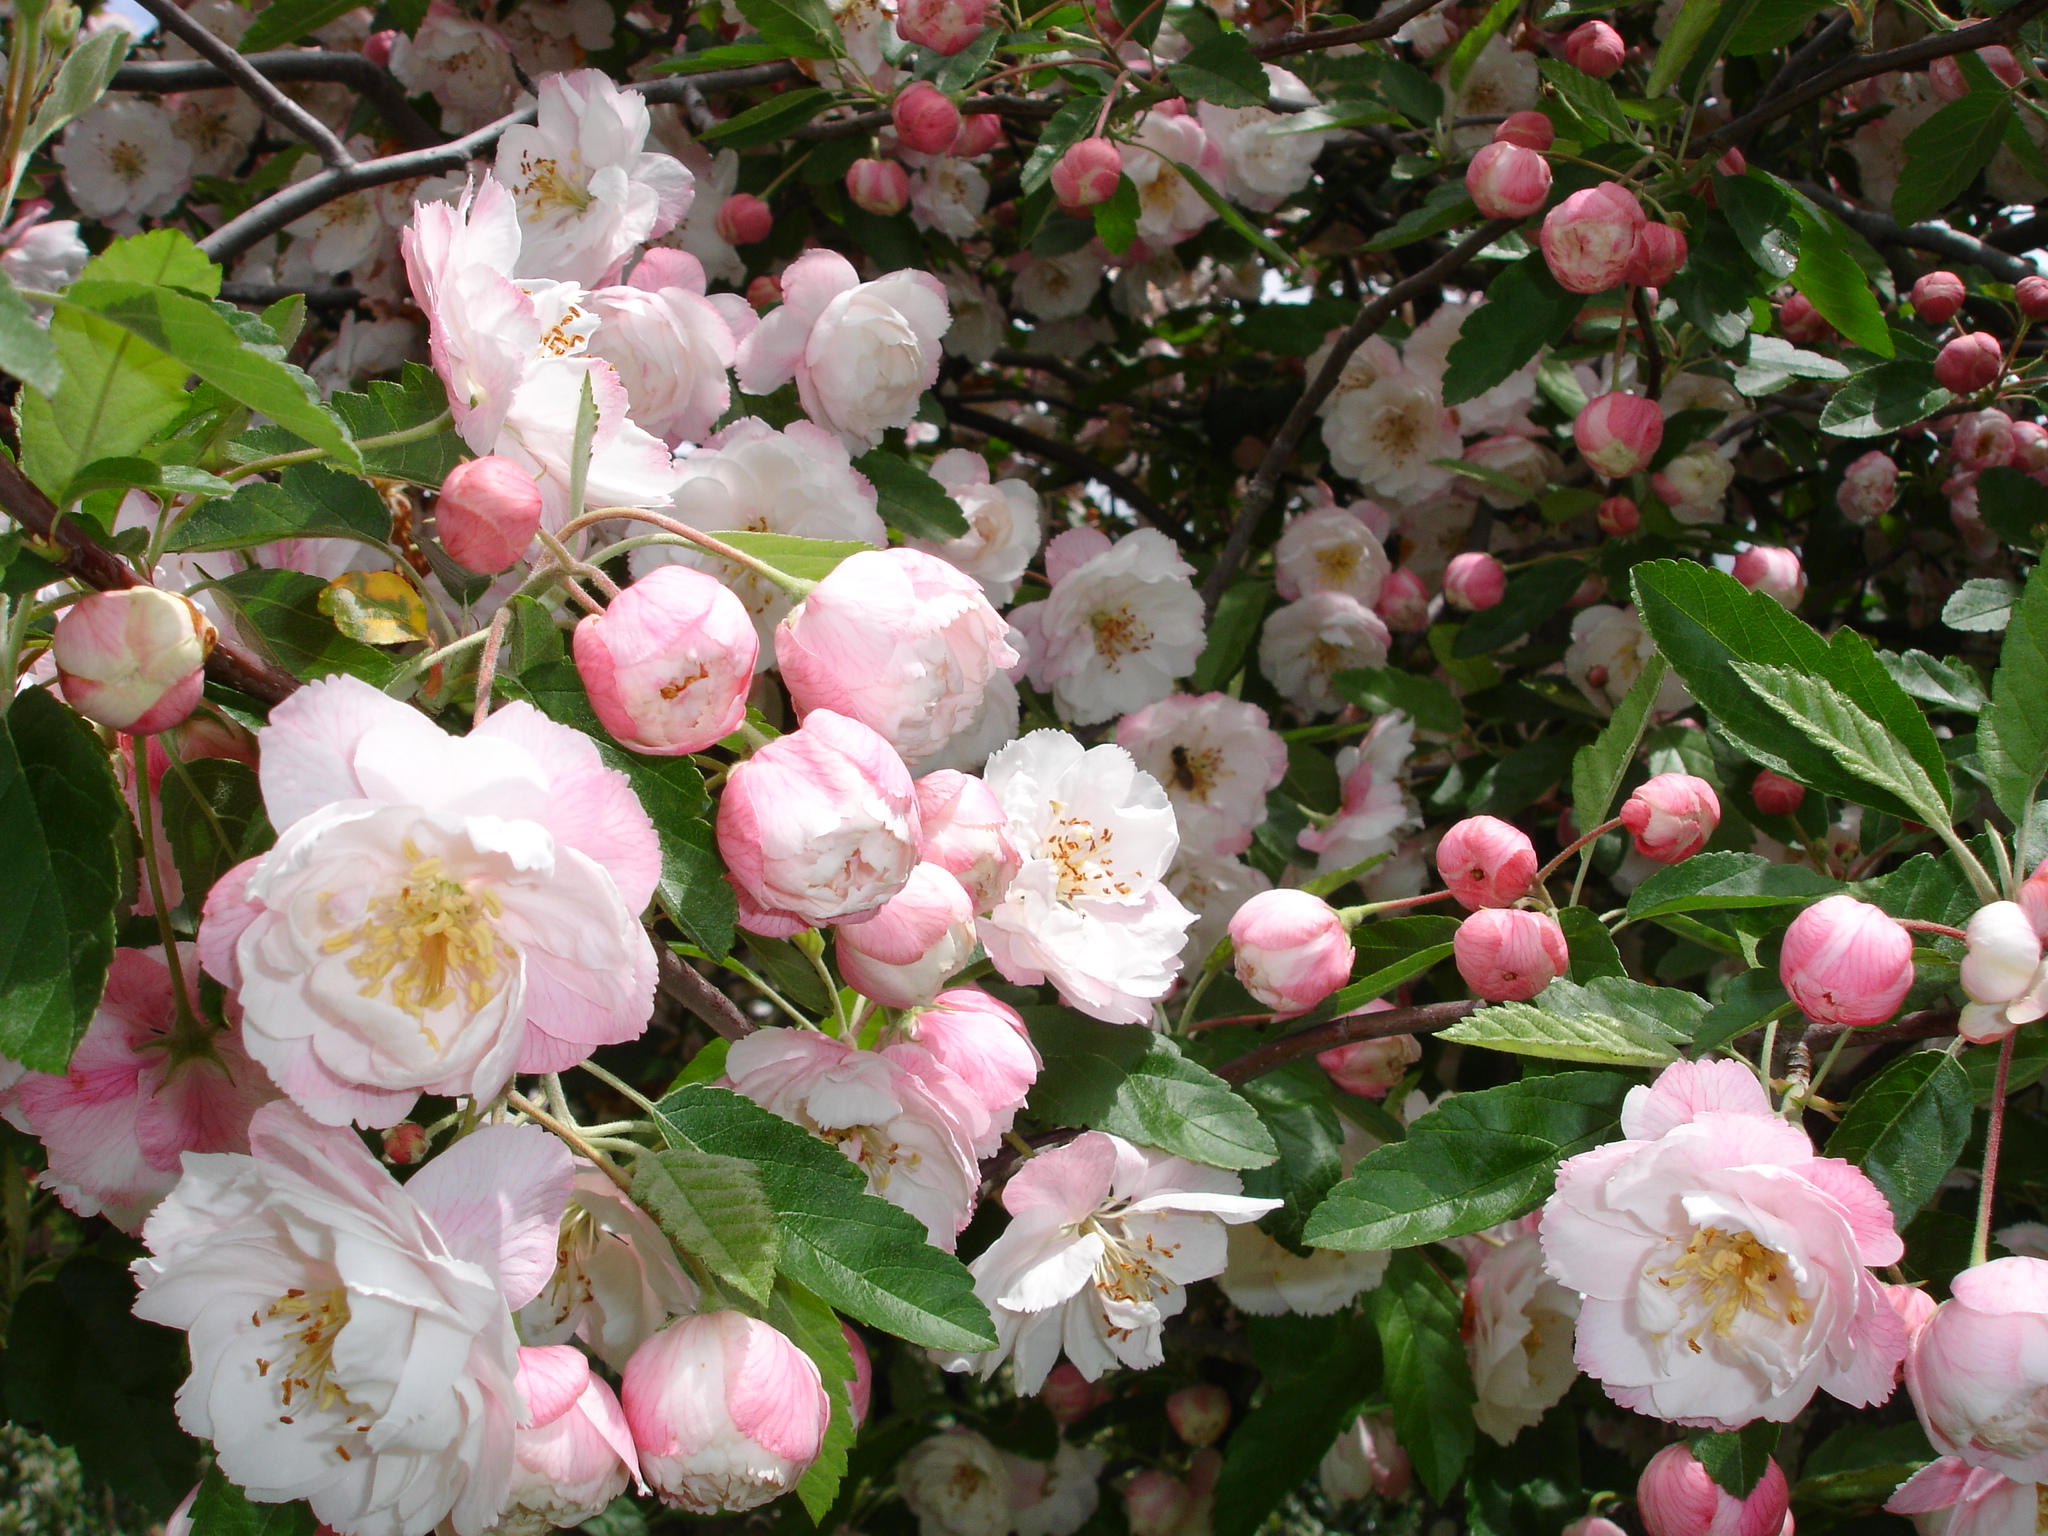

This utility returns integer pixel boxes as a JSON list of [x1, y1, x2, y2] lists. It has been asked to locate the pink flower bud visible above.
[[717, 710, 921, 928], [1731, 545, 1806, 608], [575, 566, 757, 756], [1837, 449, 1898, 523], [1040, 1361, 1107, 1425], [2017, 275, 2048, 320], [836, 862, 977, 1008], [623, 1311, 830, 1513], [1625, 222, 1688, 288], [1574, 391, 1664, 478], [913, 771, 1021, 909], [1125, 1471, 1192, 1536], [1777, 292, 1836, 345], [842, 1325, 873, 1425], [892, 81, 961, 155], [952, 111, 1003, 157], [1636, 1444, 1789, 1536], [1563, 19, 1625, 76], [1597, 495, 1640, 535], [1454, 908, 1569, 1002], [896, 986, 1040, 1127], [1495, 110, 1555, 150], [746, 273, 781, 310], [1562, 1521, 1627, 1536], [1443, 551, 1507, 611], [716, 193, 774, 245], [1717, 147, 1746, 175], [898, 0, 987, 53], [437, 454, 544, 573], [1571, 572, 1607, 606], [1436, 814, 1539, 910], [1466, 141, 1552, 219], [1930, 45, 2023, 100], [53, 587, 214, 735], [1953, 407, 2016, 471], [1779, 893, 1915, 1027], [847, 157, 910, 216], [1376, 566, 1432, 632], [1935, 331, 2004, 395], [1229, 888, 1354, 1017], [1885, 1281, 1937, 1344], [1751, 769, 1805, 817], [381, 1121, 428, 1163], [1166, 1385, 1231, 1447], [1317, 1030, 1421, 1098], [363, 27, 397, 66], [2011, 419, 2048, 473], [1904, 1257, 2048, 1485], [508, 1347, 636, 1528], [1051, 137, 1124, 208], [1911, 270, 1967, 325], [1540, 182, 1646, 294], [1620, 772, 1720, 864], [1961, 900, 2042, 1008]]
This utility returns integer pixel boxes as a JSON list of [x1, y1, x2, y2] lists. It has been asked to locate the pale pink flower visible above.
[[1317, 1023, 1420, 1099], [1008, 1443, 1106, 1536], [1459, 1216, 1581, 1443], [1297, 715, 1419, 876], [438, 456, 545, 574], [388, 2, 519, 132], [490, 354, 684, 531], [1959, 901, 2048, 1045], [909, 157, 990, 239], [1052, 137, 1123, 206], [1567, 605, 1693, 715], [1888, 1458, 2047, 1536], [518, 1161, 699, 1370], [900, 1430, 1013, 1536], [575, 564, 758, 755], [735, 249, 950, 451], [197, 675, 659, 1127], [1120, 110, 1223, 247], [503, 1346, 642, 1532], [836, 863, 979, 1010], [1780, 894, 1915, 1028], [1014, 529, 1205, 727], [943, 1131, 1277, 1392], [133, 1104, 571, 1536], [1320, 373, 1461, 499], [1014, 248, 1105, 321], [1257, 592, 1392, 716], [914, 772, 1022, 910], [1116, 693, 1288, 856], [587, 249, 755, 448], [57, 99, 194, 225], [1839, 450, 1899, 524], [1220, 1224, 1389, 1316], [1904, 1257, 2048, 1483], [1167, 850, 1273, 961], [8, 947, 275, 1233], [1273, 504, 1393, 605], [1621, 773, 1721, 864], [1467, 140, 1552, 218], [1456, 908, 1568, 1001], [1197, 67, 1328, 212], [1541, 183, 1646, 295], [1320, 1412, 1410, 1503], [888, 988, 1041, 1150], [910, 449, 1044, 606], [1540, 1058, 1908, 1429]]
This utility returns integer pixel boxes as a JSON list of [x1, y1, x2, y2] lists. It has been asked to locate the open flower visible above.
[[1011, 529, 1205, 727], [1459, 1216, 1581, 1444], [516, 1160, 699, 1370], [942, 1131, 1277, 1392], [1116, 693, 1288, 857]]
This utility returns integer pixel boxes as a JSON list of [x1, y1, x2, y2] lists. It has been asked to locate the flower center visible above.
[[535, 301, 592, 358], [1086, 1216, 1185, 1334], [1044, 816, 1138, 900], [1090, 603, 1153, 664], [825, 1125, 922, 1190], [1315, 544, 1361, 585], [261, 1287, 368, 1429], [1652, 1225, 1808, 1346], [512, 152, 593, 218], [108, 141, 147, 184], [325, 843, 513, 1027], [1168, 743, 1223, 800]]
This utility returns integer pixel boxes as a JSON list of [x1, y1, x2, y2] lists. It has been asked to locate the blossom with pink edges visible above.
[[847, 156, 911, 215], [1958, 900, 2048, 1044], [1539, 1058, 1907, 1428], [1540, 182, 1646, 294], [1258, 591, 1393, 714], [836, 862, 979, 1009], [1636, 1443, 1789, 1536], [517, 1160, 700, 1370], [1320, 1412, 1410, 1503], [1903, 1256, 2048, 1482], [1888, 1458, 2046, 1536], [1460, 1215, 1581, 1443], [1779, 894, 1915, 1027], [1495, 111, 1554, 149], [574, 564, 758, 755], [1466, 141, 1553, 219], [908, 447, 1044, 606], [1455, 908, 1568, 1001], [1751, 769, 1806, 817], [623, 1310, 830, 1513], [53, 587, 214, 735], [1443, 551, 1507, 611], [1376, 566, 1432, 631], [1229, 890, 1353, 1016], [1575, 391, 1664, 477], [1116, 693, 1288, 856], [1273, 502, 1392, 605], [503, 1346, 643, 1532], [1732, 546, 1807, 607], [197, 675, 659, 1127], [586, 248, 756, 448], [1912, 270, 1968, 324], [1167, 1385, 1230, 1448], [2018, 276, 2048, 320], [913, 772, 1022, 909], [888, 987, 1041, 1149], [1436, 815, 1539, 909], [437, 455, 544, 572], [1838, 449, 1899, 523], [1620, 773, 1721, 863]]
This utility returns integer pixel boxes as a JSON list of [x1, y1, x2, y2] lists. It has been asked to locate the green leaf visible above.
[[57, 458, 236, 506], [19, 303, 189, 499], [1170, 31, 1268, 106], [1727, 0, 1834, 52], [1975, 464, 2048, 549], [1944, 578, 2018, 632], [170, 463, 393, 554], [187, 1467, 317, 1536], [1441, 976, 1699, 1066], [1303, 1072, 1629, 1250], [1374, 1249, 1475, 1501], [1538, 57, 1632, 139], [0, 271, 59, 394], [1716, 173, 1800, 279], [1312, 52, 1441, 122], [717, 530, 870, 581], [1784, 194, 1892, 356], [1820, 356, 1950, 438], [1305, 941, 1457, 1023], [700, 87, 835, 145], [23, 27, 131, 158], [651, 1085, 997, 1349], [852, 449, 969, 541], [1190, 581, 1271, 693], [1092, 173, 1141, 255], [1334, 664, 1463, 735], [239, 0, 366, 49], [1560, 904, 1626, 981], [159, 757, 271, 908], [633, 1145, 780, 1303], [1734, 334, 1852, 394], [655, 41, 797, 71], [1363, 181, 1477, 253], [1669, 214, 1766, 348], [209, 568, 404, 687], [0, 689, 125, 1072], [600, 742, 733, 961], [1453, 560, 1586, 657], [734, 0, 841, 55], [1236, 1064, 1344, 1248], [1166, 157, 1295, 270], [1893, 89, 2012, 226], [329, 365, 462, 485], [1979, 560, 2048, 837], [1827, 1051, 1975, 1221], [1022, 1008, 1279, 1168], [1646, 0, 1726, 95], [1213, 1312, 1380, 1536], [1626, 851, 1839, 921], [1732, 661, 1952, 828], [1443, 257, 1585, 407], [1445, 0, 1517, 91], [767, 1279, 858, 1521], [1571, 653, 1666, 830], [1882, 649, 1987, 714], [7, 1257, 200, 1514], [1689, 1422, 1779, 1500], [1021, 96, 1102, 196], [1694, 968, 1789, 1054]]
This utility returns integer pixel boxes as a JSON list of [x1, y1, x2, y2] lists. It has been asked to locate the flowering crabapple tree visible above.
[[6, 0, 2048, 1532]]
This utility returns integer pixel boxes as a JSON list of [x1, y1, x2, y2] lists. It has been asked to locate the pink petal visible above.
[[1803, 1156, 1906, 1267], [725, 1316, 829, 1462], [518, 1344, 592, 1428], [256, 674, 433, 832], [1003, 1130, 1116, 1219], [1620, 1057, 1772, 1141], [1885, 1457, 1975, 1515], [733, 306, 812, 397], [1950, 1253, 2048, 1314], [775, 248, 859, 317], [578, 1375, 646, 1492], [404, 1122, 575, 1309]]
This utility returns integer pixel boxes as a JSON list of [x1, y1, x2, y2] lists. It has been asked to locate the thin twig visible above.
[[113, 49, 442, 148], [941, 399, 1182, 536], [1216, 998, 1479, 1084], [1253, 0, 1445, 59], [1793, 180, 2039, 283], [507, 1090, 636, 1193], [134, 0, 355, 169]]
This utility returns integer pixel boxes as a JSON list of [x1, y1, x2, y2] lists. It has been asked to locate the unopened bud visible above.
[[715, 193, 774, 246], [1574, 391, 1663, 478], [53, 587, 214, 735], [1911, 270, 1967, 325], [1596, 495, 1639, 535], [892, 81, 961, 156], [1442, 551, 1506, 611], [1051, 137, 1124, 209], [382, 1122, 429, 1163], [1935, 331, 2005, 395], [847, 158, 911, 216], [1166, 1385, 1231, 1448], [1563, 19, 1625, 77], [437, 455, 544, 574]]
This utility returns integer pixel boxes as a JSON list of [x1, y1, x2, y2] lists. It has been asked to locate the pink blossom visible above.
[[1913, 271, 1968, 324], [1436, 815, 1539, 909], [1636, 1444, 1789, 1536], [843, 1325, 874, 1424], [1496, 111, 1554, 149], [1598, 495, 1640, 535], [1455, 908, 1568, 1001], [1320, 1412, 1410, 1503], [914, 771, 1023, 909], [1052, 138, 1123, 207], [1779, 894, 1914, 1027], [1540, 1058, 1907, 1429], [837, 862, 979, 1009], [1229, 890, 1353, 1016], [1443, 551, 1506, 610], [1461, 1215, 1580, 1443], [716, 709, 921, 929], [53, 588, 214, 735], [1626, 223, 1689, 288], [1936, 332, 2005, 395], [716, 193, 773, 245], [437, 456, 544, 573], [1541, 182, 1645, 294], [623, 1310, 830, 1513], [575, 565, 758, 755], [1838, 450, 1898, 523], [1959, 900, 2048, 1044], [1751, 770, 1806, 817], [847, 156, 911, 215], [1125, 1470, 1192, 1536], [1273, 503, 1392, 605], [1167, 1385, 1230, 1448], [1732, 546, 1807, 607], [889, 988, 1041, 1146], [1903, 1257, 2048, 1482], [517, 1161, 699, 1370], [899, 0, 988, 53], [895, 81, 962, 154], [1575, 391, 1665, 478], [1040, 1362, 1108, 1424], [1888, 1458, 2045, 1536], [1466, 141, 1552, 219], [1563, 19, 1624, 76], [1620, 773, 1721, 863], [1376, 567, 1431, 631], [1317, 1028, 1420, 1098], [586, 250, 755, 448], [1258, 591, 1392, 716], [1953, 408, 2016, 472], [1116, 693, 1288, 856], [503, 1346, 641, 1531]]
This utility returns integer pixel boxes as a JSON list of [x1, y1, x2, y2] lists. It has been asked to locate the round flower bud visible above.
[[892, 81, 961, 155], [842, 1326, 873, 1425], [1376, 566, 1432, 632], [1961, 900, 2042, 1008], [1540, 182, 1646, 294], [1454, 908, 1569, 1002], [2011, 419, 2048, 473], [623, 1311, 830, 1513], [1751, 769, 1806, 817], [1777, 292, 1836, 345], [1563, 19, 1625, 77], [898, 0, 987, 53], [1935, 331, 2005, 395], [1166, 1385, 1231, 1448], [1466, 141, 1552, 220], [746, 273, 781, 310], [1636, 1444, 1789, 1536], [575, 566, 758, 756], [1051, 137, 1124, 208], [952, 111, 1004, 157], [1717, 147, 1746, 175], [846, 157, 910, 216], [1562, 1521, 1628, 1536], [1040, 1361, 1106, 1425], [715, 193, 774, 246], [381, 1121, 428, 1164], [1574, 391, 1664, 478], [1443, 551, 1506, 611], [914, 771, 1022, 910], [1904, 1256, 2048, 1483], [1624, 222, 1687, 289], [436, 455, 544, 573], [1435, 814, 1539, 910], [1837, 449, 1898, 524], [1779, 893, 1915, 1027], [1911, 270, 1968, 325], [52, 587, 214, 735], [1125, 1471, 1192, 1536], [1317, 1031, 1420, 1098], [1229, 889, 1354, 1017], [2017, 275, 2048, 320], [1619, 772, 1720, 864], [1495, 110, 1555, 150], [1596, 495, 1639, 535], [1732, 545, 1807, 608]]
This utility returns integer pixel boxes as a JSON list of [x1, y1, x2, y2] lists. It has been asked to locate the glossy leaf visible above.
[[1375, 1249, 1476, 1501], [634, 1145, 780, 1304], [1827, 1051, 1975, 1221]]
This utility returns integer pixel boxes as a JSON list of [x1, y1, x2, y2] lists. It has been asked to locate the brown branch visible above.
[[941, 398, 1184, 538], [113, 49, 443, 150], [1200, 218, 1518, 615], [1793, 180, 2038, 284], [657, 946, 755, 1040], [1253, 0, 1445, 58], [134, 0, 355, 169], [1216, 998, 1478, 1084]]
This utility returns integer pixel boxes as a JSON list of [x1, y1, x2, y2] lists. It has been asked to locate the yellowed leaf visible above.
[[317, 569, 429, 646]]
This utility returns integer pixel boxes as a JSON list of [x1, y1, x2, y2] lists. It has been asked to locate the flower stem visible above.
[[222, 410, 456, 482], [1337, 888, 1458, 925], [1970, 1030, 2018, 1269], [507, 1089, 635, 1195], [579, 1057, 663, 1118], [1536, 817, 1624, 888], [130, 736, 205, 1042], [558, 507, 815, 600]]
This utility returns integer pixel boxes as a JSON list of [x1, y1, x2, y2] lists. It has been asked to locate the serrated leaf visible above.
[[1092, 173, 1141, 255], [1689, 1423, 1779, 1500], [317, 569, 429, 645], [1364, 181, 1477, 253], [766, 1279, 857, 1520], [1694, 968, 1789, 1054], [1945, 578, 2018, 632], [701, 87, 835, 146], [1975, 464, 2048, 549], [1819, 356, 1950, 438], [1538, 56, 1632, 138], [1732, 661, 1952, 829], [1443, 257, 1585, 407], [1442, 976, 1697, 1066], [24, 28, 131, 158], [210, 568, 404, 686], [171, 463, 393, 553], [159, 757, 271, 909], [1572, 653, 1666, 830], [1190, 581, 1271, 694], [1647, 0, 1727, 95], [718, 530, 869, 582], [1894, 89, 2011, 225], [853, 449, 970, 541], [1827, 1051, 1975, 1221], [1170, 31, 1268, 106], [1375, 1249, 1475, 1501], [1445, 0, 1516, 91], [1882, 649, 1986, 714], [1304, 1072, 1629, 1250], [1979, 562, 2048, 837], [1626, 851, 1839, 921], [634, 1145, 779, 1303], [1334, 664, 1462, 734], [1167, 156, 1296, 269], [187, 1466, 316, 1536], [0, 271, 59, 394], [1782, 191, 1892, 356]]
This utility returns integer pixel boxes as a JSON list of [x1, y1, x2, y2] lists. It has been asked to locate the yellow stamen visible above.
[[322, 842, 512, 1027]]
